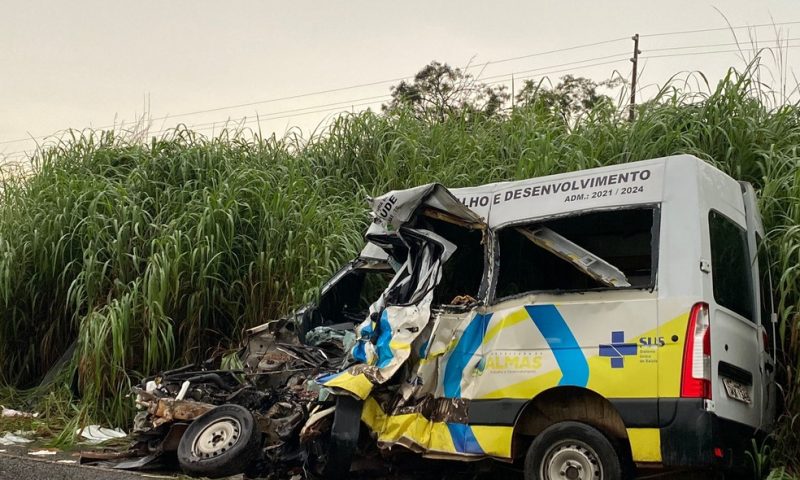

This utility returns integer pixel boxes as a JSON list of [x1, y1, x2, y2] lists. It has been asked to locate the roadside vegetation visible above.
[[1, 58, 800, 476]]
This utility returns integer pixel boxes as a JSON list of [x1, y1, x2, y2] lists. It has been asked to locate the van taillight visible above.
[[681, 302, 712, 399]]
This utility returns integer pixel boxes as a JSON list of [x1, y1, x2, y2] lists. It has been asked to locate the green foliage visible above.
[[515, 74, 626, 119], [383, 61, 510, 121], [1, 64, 800, 472]]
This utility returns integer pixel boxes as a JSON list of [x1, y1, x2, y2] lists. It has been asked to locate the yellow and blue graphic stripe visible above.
[[525, 305, 588, 386]]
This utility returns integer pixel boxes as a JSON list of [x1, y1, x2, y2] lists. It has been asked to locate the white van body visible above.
[[318, 154, 776, 472]]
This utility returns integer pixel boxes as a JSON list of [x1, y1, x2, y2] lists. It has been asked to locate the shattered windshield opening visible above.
[[420, 216, 485, 306], [495, 207, 657, 299], [314, 263, 394, 326]]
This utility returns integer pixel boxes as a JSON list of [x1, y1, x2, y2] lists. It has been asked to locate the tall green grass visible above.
[[1, 65, 800, 470]]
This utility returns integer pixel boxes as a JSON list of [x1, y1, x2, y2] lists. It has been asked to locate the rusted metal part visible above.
[[148, 398, 214, 427], [389, 395, 469, 424], [421, 207, 486, 230], [78, 450, 137, 463]]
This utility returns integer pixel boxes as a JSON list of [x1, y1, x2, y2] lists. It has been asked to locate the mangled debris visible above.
[[98, 161, 665, 478]]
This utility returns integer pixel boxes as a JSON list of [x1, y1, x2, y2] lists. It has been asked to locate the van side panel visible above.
[[471, 293, 658, 404]]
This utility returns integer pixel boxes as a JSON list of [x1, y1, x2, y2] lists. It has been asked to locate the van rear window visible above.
[[709, 210, 754, 320], [495, 207, 657, 299]]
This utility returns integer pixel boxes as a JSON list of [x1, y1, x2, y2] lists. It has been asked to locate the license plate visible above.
[[723, 377, 752, 404]]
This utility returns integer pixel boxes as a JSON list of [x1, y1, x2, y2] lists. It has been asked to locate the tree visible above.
[[515, 75, 625, 119], [384, 62, 510, 122]]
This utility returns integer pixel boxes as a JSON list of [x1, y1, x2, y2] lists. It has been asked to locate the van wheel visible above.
[[306, 395, 362, 479], [524, 421, 621, 480], [177, 404, 261, 478]]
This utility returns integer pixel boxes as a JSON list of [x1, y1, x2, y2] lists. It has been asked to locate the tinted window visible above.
[[495, 208, 656, 299], [709, 210, 754, 320]]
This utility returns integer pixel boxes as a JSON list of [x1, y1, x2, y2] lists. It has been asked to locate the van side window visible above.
[[495, 208, 656, 299], [708, 210, 754, 320]]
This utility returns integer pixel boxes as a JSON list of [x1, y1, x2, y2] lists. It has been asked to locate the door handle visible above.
[[765, 362, 774, 374]]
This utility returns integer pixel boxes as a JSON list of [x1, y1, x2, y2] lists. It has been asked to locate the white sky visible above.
[[2, 0, 800, 163]]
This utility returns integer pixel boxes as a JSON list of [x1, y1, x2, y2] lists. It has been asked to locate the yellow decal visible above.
[[322, 371, 374, 400], [627, 428, 662, 462], [657, 312, 691, 397], [360, 397, 514, 458], [483, 308, 531, 345]]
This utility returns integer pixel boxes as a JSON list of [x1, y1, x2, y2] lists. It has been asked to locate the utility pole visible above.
[[629, 33, 641, 122], [511, 74, 516, 110]]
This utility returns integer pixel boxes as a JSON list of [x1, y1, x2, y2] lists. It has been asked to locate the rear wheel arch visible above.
[[512, 387, 631, 461]]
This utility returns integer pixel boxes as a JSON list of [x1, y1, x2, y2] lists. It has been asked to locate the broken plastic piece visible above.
[[0, 432, 33, 445], [28, 449, 58, 456], [78, 425, 127, 444], [518, 227, 631, 287]]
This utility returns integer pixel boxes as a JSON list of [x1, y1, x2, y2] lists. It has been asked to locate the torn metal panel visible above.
[[319, 228, 455, 400], [369, 184, 485, 232], [517, 227, 631, 287]]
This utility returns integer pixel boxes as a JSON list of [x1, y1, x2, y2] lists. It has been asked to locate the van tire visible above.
[[306, 394, 362, 479], [524, 421, 622, 480], [177, 404, 261, 478]]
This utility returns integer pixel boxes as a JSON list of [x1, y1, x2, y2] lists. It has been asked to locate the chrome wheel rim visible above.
[[540, 440, 602, 480], [191, 416, 241, 458]]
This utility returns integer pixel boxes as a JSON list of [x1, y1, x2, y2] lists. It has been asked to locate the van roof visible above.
[[372, 154, 735, 231]]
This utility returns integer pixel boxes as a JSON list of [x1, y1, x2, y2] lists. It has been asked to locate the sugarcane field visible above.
[[4, 2, 800, 480]]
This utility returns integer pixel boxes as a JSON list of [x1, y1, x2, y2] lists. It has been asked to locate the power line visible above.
[[4, 23, 800, 148], [640, 44, 800, 60], [647, 38, 800, 53], [509, 58, 629, 84], [481, 52, 631, 82], [642, 20, 800, 38], [160, 94, 391, 131], [146, 98, 390, 137], [477, 36, 629, 67], [0, 42, 781, 154], [0, 36, 649, 146], [2, 53, 635, 149]]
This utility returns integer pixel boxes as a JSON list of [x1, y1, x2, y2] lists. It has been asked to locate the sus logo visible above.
[[598, 331, 638, 368]]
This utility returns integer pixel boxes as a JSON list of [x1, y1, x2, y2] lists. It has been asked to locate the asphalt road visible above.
[[0, 452, 170, 480]]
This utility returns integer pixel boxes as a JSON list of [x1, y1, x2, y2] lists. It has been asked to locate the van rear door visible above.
[[705, 203, 761, 429]]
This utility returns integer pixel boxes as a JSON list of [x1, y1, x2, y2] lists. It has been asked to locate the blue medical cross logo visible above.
[[599, 331, 638, 368]]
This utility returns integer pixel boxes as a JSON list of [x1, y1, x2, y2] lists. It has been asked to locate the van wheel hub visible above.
[[191, 417, 241, 458], [542, 442, 601, 479]]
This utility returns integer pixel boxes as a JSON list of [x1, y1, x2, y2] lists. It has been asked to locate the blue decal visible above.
[[375, 311, 394, 368], [599, 331, 638, 368], [352, 321, 375, 363], [446, 422, 484, 454], [525, 305, 589, 386], [442, 313, 493, 398], [418, 339, 430, 359], [352, 341, 368, 363], [315, 371, 341, 384]]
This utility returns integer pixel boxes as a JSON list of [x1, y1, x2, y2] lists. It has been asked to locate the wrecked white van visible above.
[[128, 154, 777, 480], [318, 154, 777, 478]]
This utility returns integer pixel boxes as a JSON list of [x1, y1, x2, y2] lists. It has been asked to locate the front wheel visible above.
[[524, 421, 622, 480], [177, 404, 262, 478]]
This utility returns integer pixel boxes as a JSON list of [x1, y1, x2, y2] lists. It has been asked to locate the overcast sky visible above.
[[3, 0, 800, 162]]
